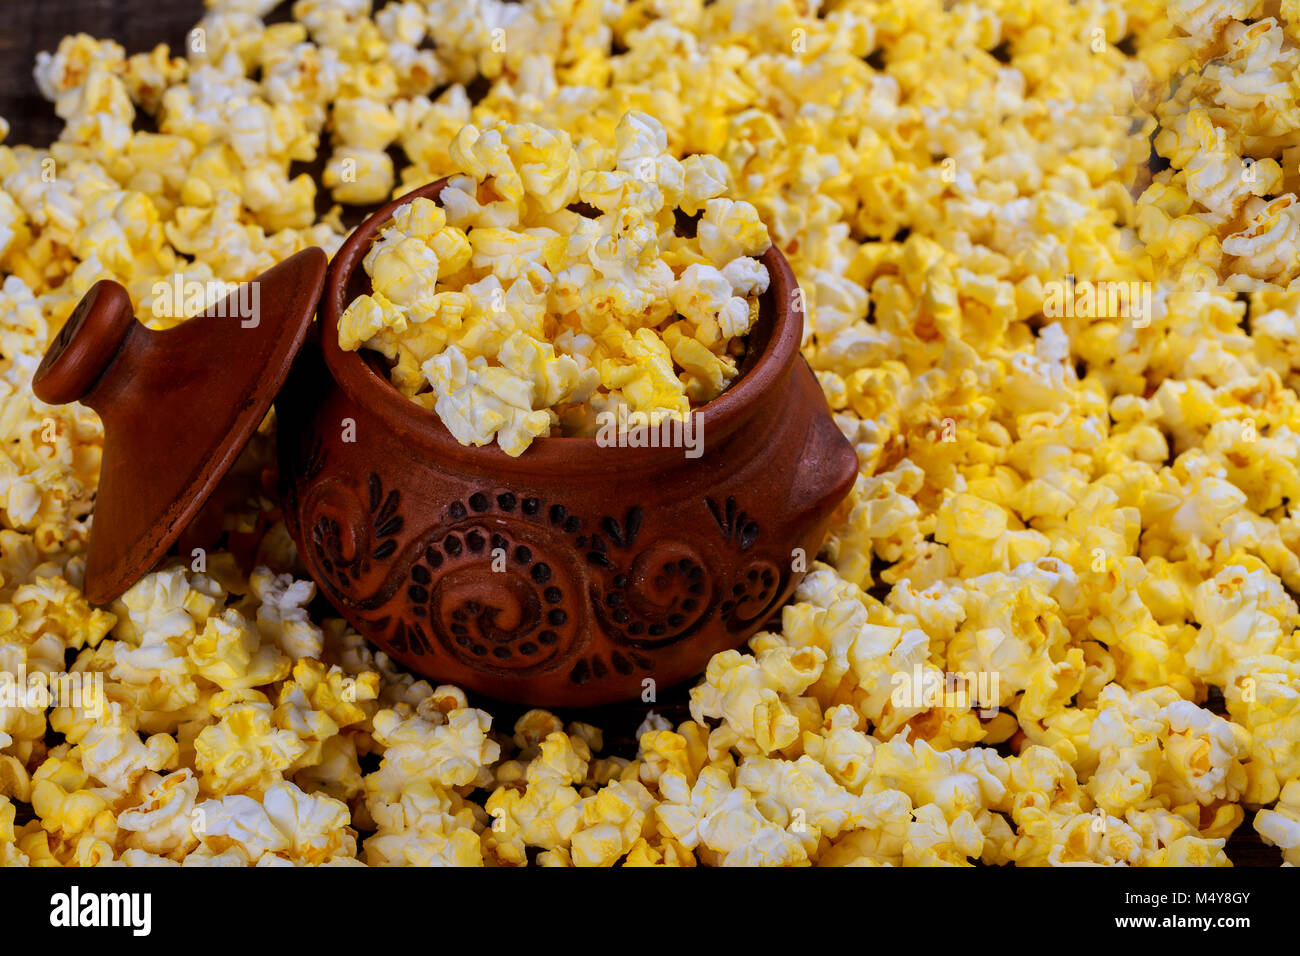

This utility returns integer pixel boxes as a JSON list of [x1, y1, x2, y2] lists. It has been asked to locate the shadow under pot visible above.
[[277, 177, 858, 707]]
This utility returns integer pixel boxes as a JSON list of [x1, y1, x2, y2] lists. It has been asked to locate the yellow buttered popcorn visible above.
[[185, 779, 357, 865], [0, 0, 1298, 869], [193, 696, 309, 796], [115, 769, 201, 860], [338, 111, 770, 455]]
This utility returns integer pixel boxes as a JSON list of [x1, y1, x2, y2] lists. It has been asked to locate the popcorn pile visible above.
[[1, 0, 1299, 866], [1136, 8, 1300, 290], [339, 113, 771, 456]]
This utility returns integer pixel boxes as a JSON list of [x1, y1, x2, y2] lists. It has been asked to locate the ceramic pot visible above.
[[275, 178, 858, 706]]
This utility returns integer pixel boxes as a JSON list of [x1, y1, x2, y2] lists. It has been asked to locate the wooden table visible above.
[[2, 0, 205, 146]]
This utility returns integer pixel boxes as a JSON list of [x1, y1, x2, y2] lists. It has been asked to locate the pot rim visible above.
[[319, 178, 803, 475]]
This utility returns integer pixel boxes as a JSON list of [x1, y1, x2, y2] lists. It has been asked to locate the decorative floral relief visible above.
[[298, 468, 789, 685]]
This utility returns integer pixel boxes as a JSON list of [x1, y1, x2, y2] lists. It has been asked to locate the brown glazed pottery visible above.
[[32, 249, 327, 605], [275, 179, 858, 706], [34, 178, 857, 707]]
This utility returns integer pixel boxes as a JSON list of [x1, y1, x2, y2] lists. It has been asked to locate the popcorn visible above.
[[1255, 778, 1300, 866], [366, 706, 501, 799], [338, 112, 769, 455], [28, 748, 119, 856], [364, 772, 486, 866], [1, 0, 1296, 870], [1077, 686, 1248, 819], [696, 198, 772, 267], [655, 766, 809, 866], [190, 780, 355, 865], [679, 154, 730, 216], [689, 647, 821, 755], [193, 697, 309, 796], [1190, 564, 1300, 686], [77, 706, 179, 795], [250, 568, 323, 661], [569, 780, 655, 866], [116, 769, 201, 859], [0, 796, 28, 866], [637, 725, 709, 787], [324, 147, 395, 204], [330, 96, 400, 151], [188, 608, 293, 691]]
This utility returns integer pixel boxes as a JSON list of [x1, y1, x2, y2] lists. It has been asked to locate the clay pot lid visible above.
[[33, 248, 328, 605]]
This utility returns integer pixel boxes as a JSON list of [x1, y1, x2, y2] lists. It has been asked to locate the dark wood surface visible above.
[[0, 0, 1282, 866], [0, 0, 210, 146]]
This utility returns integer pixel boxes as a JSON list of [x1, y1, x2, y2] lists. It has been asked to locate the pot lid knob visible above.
[[32, 248, 328, 605], [33, 280, 135, 406]]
